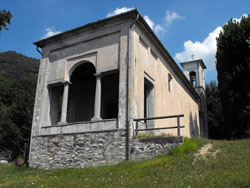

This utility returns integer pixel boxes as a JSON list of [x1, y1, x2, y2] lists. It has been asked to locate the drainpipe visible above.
[[126, 13, 139, 161]]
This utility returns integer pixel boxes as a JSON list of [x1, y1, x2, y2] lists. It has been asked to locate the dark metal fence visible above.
[[134, 114, 185, 137]]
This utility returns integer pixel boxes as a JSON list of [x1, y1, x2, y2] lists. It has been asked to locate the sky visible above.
[[0, 0, 249, 83]]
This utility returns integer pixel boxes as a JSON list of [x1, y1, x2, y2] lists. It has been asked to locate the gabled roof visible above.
[[34, 9, 140, 48]]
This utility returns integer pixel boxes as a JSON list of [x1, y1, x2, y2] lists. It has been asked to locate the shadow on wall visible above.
[[189, 112, 199, 137]]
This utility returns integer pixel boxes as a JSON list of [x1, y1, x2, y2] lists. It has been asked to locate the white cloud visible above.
[[143, 15, 166, 35], [165, 11, 184, 25], [106, 7, 165, 36], [143, 15, 154, 29], [155, 24, 166, 34], [42, 27, 61, 39], [106, 7, 135, 17], [175, 14, 247, 72], [175, 26, 222, 70]]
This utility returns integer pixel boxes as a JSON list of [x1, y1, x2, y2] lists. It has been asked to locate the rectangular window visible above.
[[49, 85, 64, 125], [144, 77, 154, 127], [101, 73, 119, 119], [168, 73, 173, 92]]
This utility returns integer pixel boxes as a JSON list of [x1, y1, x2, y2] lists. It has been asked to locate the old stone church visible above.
[[29, 9, 208, 169]]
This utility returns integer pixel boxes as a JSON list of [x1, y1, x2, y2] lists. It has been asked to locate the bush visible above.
[[169, 138, 198, 157]]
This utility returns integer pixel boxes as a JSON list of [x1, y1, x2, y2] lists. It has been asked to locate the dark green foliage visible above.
[[216, 15, 250, 138], [206, 81, 224, 139], [0, 51, 39, 79], [0, 9, 12, 32], [0, 51, 39, 157]]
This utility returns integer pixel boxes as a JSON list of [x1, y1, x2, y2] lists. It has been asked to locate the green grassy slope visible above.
[[0, 138, 249, 188]]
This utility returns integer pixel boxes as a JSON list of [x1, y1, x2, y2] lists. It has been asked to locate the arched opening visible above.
[[67, 62, 96, 122], [189, 71, 197, 87]]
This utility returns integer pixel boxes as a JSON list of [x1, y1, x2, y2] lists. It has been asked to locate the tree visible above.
[[206, 81, 224, 139], [0, 9, 12, 32], [216, 15, 250, 138], [0, 76, 37, 157]]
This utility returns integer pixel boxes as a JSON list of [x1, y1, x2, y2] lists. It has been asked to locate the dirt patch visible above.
[[193, 143, 220, 164]]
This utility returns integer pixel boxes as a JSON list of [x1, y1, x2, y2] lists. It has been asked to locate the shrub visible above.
[[169, 138, 198, 157]]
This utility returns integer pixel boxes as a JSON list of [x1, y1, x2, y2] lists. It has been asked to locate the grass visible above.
[[0, 138, 250, 188]]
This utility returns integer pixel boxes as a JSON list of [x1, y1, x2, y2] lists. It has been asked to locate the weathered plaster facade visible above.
[[29, 9, 207, 169]]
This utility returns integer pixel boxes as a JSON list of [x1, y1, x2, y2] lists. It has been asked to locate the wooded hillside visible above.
[[0, 51, 39, 157], [0, 51, 39, 79]]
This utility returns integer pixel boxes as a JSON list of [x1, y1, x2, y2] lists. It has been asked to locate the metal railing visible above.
[[134, 114, 185, 137], [0, 152, 12, 162]]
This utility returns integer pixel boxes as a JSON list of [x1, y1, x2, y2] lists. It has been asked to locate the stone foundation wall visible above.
[[29, 130, 126, 169], [29, 130, 183, 169], [131, 136, 184, 160]]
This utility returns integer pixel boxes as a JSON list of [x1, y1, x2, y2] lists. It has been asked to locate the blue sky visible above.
[[1, 0, 249, 82]]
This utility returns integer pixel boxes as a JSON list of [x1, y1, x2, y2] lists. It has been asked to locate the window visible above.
[[49, 84, 64, 125], [144, 77, 154, 127], [101, 73, 119, 119], [168, 73, 173, 92]]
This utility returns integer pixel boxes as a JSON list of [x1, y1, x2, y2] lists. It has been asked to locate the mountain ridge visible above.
[[0, 51, 40, 79]]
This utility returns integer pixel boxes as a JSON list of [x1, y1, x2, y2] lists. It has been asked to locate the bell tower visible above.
[[181, 59, 208, 138], [180, 59, 206, 89]]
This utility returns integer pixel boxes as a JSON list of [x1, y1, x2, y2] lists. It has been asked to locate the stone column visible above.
[[59, 82, 70, 124], [91, 73, 102, 121]]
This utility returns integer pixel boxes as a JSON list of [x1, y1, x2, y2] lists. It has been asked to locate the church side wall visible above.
[[130, 26, 200, 138]]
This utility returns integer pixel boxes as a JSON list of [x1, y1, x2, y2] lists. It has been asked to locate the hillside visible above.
[[0, 138, 249, 188], [0, 51, 39, 156], [0, 51, 39, 79]]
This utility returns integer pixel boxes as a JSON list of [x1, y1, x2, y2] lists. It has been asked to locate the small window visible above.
[[168, 73, 173, 92]]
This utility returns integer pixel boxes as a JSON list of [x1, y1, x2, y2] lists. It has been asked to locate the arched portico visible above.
[[67, 62, 97, 122]]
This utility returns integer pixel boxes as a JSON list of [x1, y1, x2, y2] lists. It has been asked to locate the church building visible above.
[[29, 9, 207, 169]]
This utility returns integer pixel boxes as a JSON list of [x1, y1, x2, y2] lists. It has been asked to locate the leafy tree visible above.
[[0, 51, 39, 157], [216, 15, 250, 138], [206, 81, 224, 139], [0, 76, 37, 157], [0, 9, 12, 32]]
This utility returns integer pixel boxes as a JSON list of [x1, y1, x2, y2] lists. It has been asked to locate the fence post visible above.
[[136, 120, 139, 137], [177, 116, 180, 136]]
